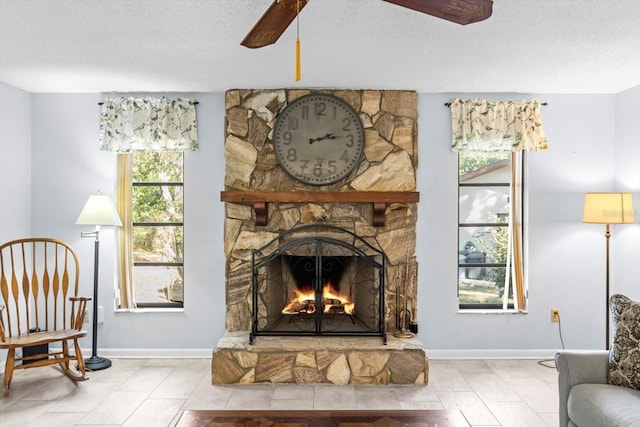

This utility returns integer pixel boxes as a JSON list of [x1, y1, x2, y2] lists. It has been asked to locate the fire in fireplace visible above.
[[250, 225, 386, 344], [281, 256, 355, 316], [282, 280, 356, 316]]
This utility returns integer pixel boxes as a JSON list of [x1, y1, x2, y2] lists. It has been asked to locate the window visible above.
[[457, 150, 524, 310], [100, 97, 197, 310], [117, 152, 184, 308], [449, 98, 545, 312]]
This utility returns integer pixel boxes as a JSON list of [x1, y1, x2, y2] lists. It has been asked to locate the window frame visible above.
[[457, 151, 526, 311], [117, 152, 185, 309]]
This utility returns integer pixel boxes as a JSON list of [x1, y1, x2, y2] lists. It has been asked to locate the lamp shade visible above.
[[75, 195, 123, 226], [583, 192, 635, 224]]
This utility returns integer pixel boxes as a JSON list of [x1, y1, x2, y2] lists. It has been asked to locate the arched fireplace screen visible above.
[[251, 225, 386, 344]]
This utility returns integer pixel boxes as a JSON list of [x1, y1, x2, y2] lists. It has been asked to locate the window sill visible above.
[[457, 309, 527, 315], [115, 307, 185, 314]]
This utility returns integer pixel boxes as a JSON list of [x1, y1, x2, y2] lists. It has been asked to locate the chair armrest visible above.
[[69, 296, 92, 329], [555, 350, 609, 427], [556, 350, 609, 385]]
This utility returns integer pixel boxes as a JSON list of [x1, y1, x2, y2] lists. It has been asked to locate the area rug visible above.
[[176, 410, 470, 426]]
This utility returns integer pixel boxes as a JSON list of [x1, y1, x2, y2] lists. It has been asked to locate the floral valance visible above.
[[99, 97, 198, 152], [450, 98, 548, 153]]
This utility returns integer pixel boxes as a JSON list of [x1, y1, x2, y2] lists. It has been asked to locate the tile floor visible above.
[[0, 357, 560, 427]]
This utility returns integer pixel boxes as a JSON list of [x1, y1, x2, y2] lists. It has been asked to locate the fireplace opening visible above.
[[250, 225, 386, 344]]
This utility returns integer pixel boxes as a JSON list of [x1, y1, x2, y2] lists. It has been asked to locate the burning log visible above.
[[282, 299, 315, 314], [282, 281, 355, 316]]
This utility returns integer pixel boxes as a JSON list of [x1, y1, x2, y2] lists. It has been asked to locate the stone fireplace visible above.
[[213, 89, 427, 385]]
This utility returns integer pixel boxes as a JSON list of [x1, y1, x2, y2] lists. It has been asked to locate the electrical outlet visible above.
[[83, 309, 89, 323], [551, 308, 560, 322]]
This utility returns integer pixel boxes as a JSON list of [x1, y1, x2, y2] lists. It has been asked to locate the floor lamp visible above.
[[582, 192, 634, 350], [76, 193, 123, 370]]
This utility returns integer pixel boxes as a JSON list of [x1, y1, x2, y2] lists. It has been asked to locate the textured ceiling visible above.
[[1, 0, 639, 94]]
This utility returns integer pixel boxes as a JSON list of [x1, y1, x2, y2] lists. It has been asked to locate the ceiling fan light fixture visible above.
[[242, 0, 492, 50], [241, 0, 309, 48], [383, 0, 493, 25]]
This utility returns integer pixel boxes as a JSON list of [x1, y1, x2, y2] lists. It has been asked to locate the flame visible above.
[[282, 281, 354, 315]]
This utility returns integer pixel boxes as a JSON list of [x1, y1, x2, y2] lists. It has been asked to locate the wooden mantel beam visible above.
[[220, 191, 420, 203], [220, 191, 420, 227]]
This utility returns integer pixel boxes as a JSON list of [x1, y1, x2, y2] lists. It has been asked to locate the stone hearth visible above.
[[212, 333, 428, 385]]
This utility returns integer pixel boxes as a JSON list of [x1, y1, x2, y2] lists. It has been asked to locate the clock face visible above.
[[273, 93, 365, 185]]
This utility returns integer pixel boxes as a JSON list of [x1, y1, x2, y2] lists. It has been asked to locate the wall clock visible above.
[[273, 93, 365, 185]]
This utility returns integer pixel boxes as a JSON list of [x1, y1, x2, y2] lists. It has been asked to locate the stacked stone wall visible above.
[[223, 89, 419, 335]]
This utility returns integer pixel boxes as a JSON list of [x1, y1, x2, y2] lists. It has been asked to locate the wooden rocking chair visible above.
[[0, 238, 90, 396]]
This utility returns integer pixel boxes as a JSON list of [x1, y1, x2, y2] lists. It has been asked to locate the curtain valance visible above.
[[450, 98, 548, 153], [99, 97, 198, 152]]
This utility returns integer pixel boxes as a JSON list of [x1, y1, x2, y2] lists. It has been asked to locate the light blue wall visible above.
[[1, 87, 638, 358], [613, 85, 640, 294], [28, 93, 227, 353], [417, 92, 639, 354], [0, 82, 31, 241], [0, 82, 32, 367]]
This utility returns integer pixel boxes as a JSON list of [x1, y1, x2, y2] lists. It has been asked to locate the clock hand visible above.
[[308, 133, 340, 144]]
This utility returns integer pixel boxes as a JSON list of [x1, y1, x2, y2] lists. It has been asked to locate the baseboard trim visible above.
[[0, 348, 564, 373], [90, 348, 561, 360], [97, 348, 213, 358], [426, 349, 560, 359], [38, 347, 213, 359]]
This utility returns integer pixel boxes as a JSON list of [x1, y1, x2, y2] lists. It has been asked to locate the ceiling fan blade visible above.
[[241, 0, 309, 48], [383, 0, 492, 25]]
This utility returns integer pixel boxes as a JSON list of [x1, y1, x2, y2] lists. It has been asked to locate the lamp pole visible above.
[[604, 224, 611, 350], [583, 192, 635, 351], [76, 193, 122, 371], [82, 227, 112, 370]]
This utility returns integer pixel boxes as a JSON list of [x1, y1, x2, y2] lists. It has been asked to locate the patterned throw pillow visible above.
[[608, 294, 640, 390]]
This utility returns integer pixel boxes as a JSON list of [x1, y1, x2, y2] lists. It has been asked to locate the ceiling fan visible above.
[[241, 0, 493, 49]]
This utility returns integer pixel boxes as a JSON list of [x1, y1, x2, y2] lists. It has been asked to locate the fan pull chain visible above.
[[295, 0, 301, 81]]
